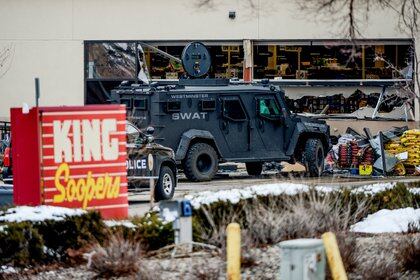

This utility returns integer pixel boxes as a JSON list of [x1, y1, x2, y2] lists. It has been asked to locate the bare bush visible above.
[[406, 218, 420, 234], [198, 204, 240, 250], [326, 233, 358, 279], [360, 254, 400, 280], [86, 233, 143, 278], [192, 263, 222, 280], [243, 193, 367, 246], [395, 235, 420, 272]]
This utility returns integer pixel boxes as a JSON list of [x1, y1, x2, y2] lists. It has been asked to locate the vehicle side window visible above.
[[166, 100, 181, 112], [257, 98, 281, 120], [121, 98, 132, 109], [199, 99, 216, 111], [133, 98, 148, 110], [222, 98, 247, 121]]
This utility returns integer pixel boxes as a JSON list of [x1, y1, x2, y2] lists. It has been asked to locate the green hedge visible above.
[[0, 211, 107, 266], [0, 211, 174, 267], [0, 222, 44, 266]]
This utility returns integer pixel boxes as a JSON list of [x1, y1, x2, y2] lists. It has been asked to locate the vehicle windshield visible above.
[[126, 122, 146, 144]]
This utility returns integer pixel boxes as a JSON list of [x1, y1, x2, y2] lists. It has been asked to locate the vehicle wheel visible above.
[[154, 166, 175, 201], [184, 143, 218, 181], [245, 162, 263, 176], [302, 138, 325, 177]]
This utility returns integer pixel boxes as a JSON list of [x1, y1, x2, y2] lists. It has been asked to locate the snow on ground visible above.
[[0, 205, 86, 223], [351, 207, 420, 233], [103, 220, 137, 228]]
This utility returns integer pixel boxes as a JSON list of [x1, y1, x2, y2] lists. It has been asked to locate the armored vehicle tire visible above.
[[184, 143, 218, 181], [303, 138, 324, 177], [154, 166, 175, 201], [245, 162, 263, 176]]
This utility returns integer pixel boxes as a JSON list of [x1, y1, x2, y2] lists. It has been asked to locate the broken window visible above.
[[253, 41, 413, 80], [86, 42, 136, 79]]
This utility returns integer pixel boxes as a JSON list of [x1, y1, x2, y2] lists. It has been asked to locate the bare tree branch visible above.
[[0, 43, 14, 79]]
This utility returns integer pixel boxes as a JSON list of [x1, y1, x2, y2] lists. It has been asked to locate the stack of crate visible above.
[[385, 129, 420, 173]]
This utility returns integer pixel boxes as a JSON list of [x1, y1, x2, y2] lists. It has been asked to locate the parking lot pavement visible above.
[[128, 172, 420, 217]]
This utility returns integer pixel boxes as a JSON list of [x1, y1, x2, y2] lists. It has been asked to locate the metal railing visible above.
[[0, 121, 11, 154]]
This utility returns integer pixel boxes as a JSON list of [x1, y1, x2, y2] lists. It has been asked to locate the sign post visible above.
[[148, 153, 155, 207]]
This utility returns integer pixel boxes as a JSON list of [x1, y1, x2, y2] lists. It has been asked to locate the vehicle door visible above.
[[219, 96, 249, 154], [254, 95, 286, 158], [126, 122, 152, 185]]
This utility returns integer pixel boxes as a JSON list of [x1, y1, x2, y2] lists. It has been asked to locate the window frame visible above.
[[199, 99, 216, 112], [221, 97, 248, 122], [256, 96, 283, 121], [166, 100, 181, 113], [133, 98, 148, 110]]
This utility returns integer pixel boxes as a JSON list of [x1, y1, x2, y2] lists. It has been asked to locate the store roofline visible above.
[[84, 38, 414, 46]]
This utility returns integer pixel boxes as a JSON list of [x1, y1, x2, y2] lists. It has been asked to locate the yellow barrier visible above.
[[227, 223, 241, 280], [322, 232, 348, 280]]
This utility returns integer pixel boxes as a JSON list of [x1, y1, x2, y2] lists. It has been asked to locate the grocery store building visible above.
[[0, 0, 418, 132]]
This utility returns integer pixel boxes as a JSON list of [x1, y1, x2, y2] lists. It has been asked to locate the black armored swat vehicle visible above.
[[126, 121, 176, 200], [112, 42, 330, 181]]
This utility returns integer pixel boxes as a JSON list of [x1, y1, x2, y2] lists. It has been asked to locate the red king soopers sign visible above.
[[11, 105, 128, 219]]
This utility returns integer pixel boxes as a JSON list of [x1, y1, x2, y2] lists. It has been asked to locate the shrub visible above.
[[0, 211, 107, 266], [360, 183, 419, 214], [406, 218, 420, 234], [132, 212, 174, 251], [0, 222, 45, 266], [192, 263, 222, 280], [360, 256, 399, 280], [34, 211, 107, 260], [395, 235, 420, 272], [191, 183, 419, 248], [196, 192, 367, 247], [87, 233, 141, 278], [326, 233, 358, 279]]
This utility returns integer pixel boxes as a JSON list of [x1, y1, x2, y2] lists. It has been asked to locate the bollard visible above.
[[322, 232, 348, 280], [226, 223, 241, 280]]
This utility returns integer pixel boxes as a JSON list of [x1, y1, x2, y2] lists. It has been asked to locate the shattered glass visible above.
[[87, 43, 136, 79]]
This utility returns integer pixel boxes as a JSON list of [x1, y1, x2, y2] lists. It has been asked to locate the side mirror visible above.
[[146, 126, 155, 135]]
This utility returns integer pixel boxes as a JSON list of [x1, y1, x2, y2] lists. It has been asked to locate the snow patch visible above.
[[409, 188, 420, 195], [0, 265, 17, 274], [185, 183, 310, 208], [104, 220, 137, 228], [0, 206, 86, 223], [351, 207, 420, 233], [184, 182, 405, 209], [0, 224, 7, 233], [161, 207, 179, 222], [350, 182, 396, 195]]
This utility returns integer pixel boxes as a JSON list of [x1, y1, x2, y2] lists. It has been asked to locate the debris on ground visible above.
[[326, 126, 420, 177]]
